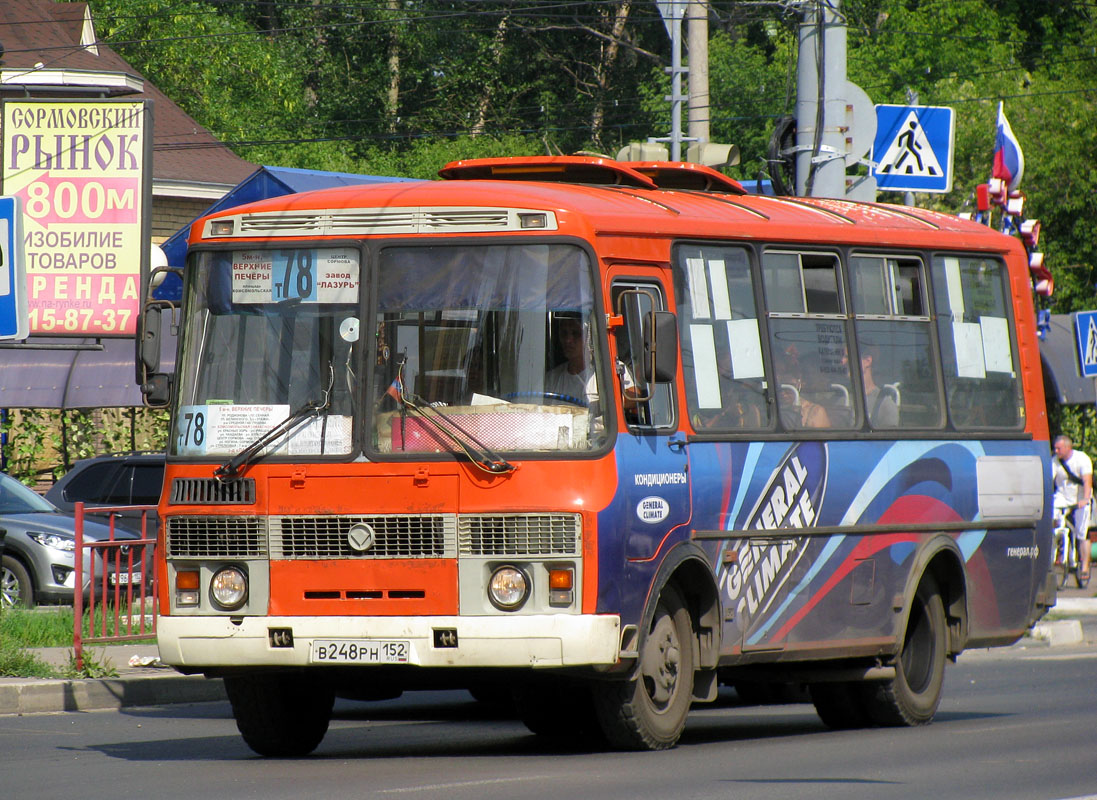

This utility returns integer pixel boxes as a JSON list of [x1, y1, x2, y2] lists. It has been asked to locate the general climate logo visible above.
[[719, 442, 828, 621]]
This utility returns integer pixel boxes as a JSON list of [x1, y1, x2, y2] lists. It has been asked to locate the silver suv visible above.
[[0, 472, 149, 608]]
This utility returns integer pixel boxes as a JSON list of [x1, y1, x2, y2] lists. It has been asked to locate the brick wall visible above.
[[150, 197, 212, 242]]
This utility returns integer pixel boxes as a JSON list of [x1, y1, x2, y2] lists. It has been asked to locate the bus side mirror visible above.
[[142, 373, 172, 408], [140, 305, 162, 374], [643, 310, 678, 384]]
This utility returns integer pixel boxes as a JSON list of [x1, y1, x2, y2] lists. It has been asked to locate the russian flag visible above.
[[992, 101, 1024, 191]]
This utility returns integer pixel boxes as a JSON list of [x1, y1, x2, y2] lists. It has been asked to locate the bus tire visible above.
[[863, 574, 947, 727], [224, 672, 334, 757], [594, 585, 694, 750], [809, 682, 873, 729], [514, 677, 601, 742]]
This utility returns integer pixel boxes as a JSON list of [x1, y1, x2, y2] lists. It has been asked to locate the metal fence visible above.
[[72, 502, 158, 671]]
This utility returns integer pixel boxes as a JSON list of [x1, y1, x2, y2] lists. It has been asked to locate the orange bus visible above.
[[140, 156, 1054, 756]]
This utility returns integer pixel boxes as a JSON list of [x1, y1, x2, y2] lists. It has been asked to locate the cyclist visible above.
[[1051, 434, 1093, 581]]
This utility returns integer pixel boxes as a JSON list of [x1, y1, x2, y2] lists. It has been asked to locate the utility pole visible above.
[[795, 0, 848, 197], [687, 0, 709, 146]]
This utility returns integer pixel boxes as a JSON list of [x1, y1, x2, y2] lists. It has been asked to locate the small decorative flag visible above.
[[992, 101, 1024, 192]]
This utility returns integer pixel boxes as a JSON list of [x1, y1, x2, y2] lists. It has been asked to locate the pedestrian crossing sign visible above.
[[1075, 311, 1097, 378], [871, 104, 955, 193]]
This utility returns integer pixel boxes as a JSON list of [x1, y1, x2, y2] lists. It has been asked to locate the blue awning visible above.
[[1040, 313, 1096, 406]]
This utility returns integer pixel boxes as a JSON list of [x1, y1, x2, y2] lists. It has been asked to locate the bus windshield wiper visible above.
[[400, 394, 517, 475], [382, 354, 514, 475], [214, 370, 333, 480]]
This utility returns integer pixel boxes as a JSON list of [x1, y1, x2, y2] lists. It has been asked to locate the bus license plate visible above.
[[310, 640, 410, 664]]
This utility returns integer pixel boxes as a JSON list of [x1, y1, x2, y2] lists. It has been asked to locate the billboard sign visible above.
[[2, 100, 152, 336]]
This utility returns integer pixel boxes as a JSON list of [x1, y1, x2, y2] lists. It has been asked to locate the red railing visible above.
[[72, 502, 159, 671]]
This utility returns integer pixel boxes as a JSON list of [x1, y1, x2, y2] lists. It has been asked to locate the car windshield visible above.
[[0, 474, 56, 514]]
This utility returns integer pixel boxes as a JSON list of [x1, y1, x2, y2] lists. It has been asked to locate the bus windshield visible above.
[[174, 246, 361, 458], [370, 242, 607, 456], [173, 241, 607, 460]]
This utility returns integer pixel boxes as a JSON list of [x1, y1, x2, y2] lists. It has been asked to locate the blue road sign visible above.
[[0, 195, 27, 341], [871, 105, 955, 193], [1075, 311, 1097, 379]]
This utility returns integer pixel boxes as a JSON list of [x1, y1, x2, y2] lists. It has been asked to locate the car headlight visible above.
[[210, 566, 248, 610], [488, 565, 530, 611], [28, 531, 76, 552]]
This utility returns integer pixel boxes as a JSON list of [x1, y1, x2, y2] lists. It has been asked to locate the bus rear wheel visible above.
[[224, 672, 334, 757], [862, 574, 947, 726], [594, 585, 694, 750], [809, 681, 873, 729]]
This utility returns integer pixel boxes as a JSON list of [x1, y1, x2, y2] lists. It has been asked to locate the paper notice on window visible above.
[[175, 404, 289, 456], [979, 316, 1013, 373], [952, 321, 986, 379], [284, 415, 353, 455], [708, 259, 732, 321], [690, 324, 721, 408], [943, 256, 965, 320], [686, 257, 711, 320], [727, 319, 764, 379]]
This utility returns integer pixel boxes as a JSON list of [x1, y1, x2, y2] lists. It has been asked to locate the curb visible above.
[[2, 595, 1094, 717], [1030, 619, 1084, 646], [0, 673, 225, 716]]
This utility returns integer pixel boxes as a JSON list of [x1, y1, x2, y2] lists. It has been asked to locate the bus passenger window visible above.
[[673, 244, 769, 432], [851, 255, 942, 429], [763, 251, 855, 430], [931, 255, 1021, 429]]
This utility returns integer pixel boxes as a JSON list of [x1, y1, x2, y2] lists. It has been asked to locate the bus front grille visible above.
[[170, 477, 256, 505], [271, 515, 456, 559], [164, 512, 581, 560], [458, 513, 581, 556], [166, 516, 267, 558]]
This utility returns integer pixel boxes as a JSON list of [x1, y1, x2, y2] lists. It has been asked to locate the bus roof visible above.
[[192, 157, 1018, 254]]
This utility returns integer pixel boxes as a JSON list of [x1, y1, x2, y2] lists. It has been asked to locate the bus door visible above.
[[608, 276, 690, 569]]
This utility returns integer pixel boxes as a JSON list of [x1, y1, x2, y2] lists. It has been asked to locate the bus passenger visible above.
[[859, 346, 899, 427], [776, 353, 830, 429]]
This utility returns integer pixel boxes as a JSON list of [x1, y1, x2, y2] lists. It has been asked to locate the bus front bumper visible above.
[[157, 613, 622, 669]]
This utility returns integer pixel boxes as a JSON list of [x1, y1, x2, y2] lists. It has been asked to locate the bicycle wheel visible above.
[[1056, 535, 1070, 589]]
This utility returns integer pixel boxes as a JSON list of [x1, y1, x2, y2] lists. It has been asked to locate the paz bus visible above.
[[139, 156, 1054, 757]]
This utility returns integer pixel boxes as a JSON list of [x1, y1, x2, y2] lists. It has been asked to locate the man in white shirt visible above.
[[1052, 434, 1093, 578], [544, 316, 595, 405], [543, 315, 636, 417]]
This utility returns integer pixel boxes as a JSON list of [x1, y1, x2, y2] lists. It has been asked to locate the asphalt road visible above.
[[2, 638, 1096, 800]]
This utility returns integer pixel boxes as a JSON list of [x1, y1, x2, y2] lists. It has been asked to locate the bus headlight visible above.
[[488, 566, 529, 611], [210, 566, 248, 610]]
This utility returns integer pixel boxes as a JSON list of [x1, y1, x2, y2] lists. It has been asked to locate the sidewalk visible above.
[[0, 642, 225, 716], [2, 588, 1097, 717]]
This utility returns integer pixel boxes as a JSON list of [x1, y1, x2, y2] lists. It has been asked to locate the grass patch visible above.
[[0, 639, 58, 678], [0, 605, 155, 648], [0, 606, 151, 678], [0, 606, 74, 647]]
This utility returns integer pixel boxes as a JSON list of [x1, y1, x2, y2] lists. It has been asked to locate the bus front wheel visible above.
[[594, 585, 694, 750], [224, 672, 334, 757], [863, 574, 947, 726]]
